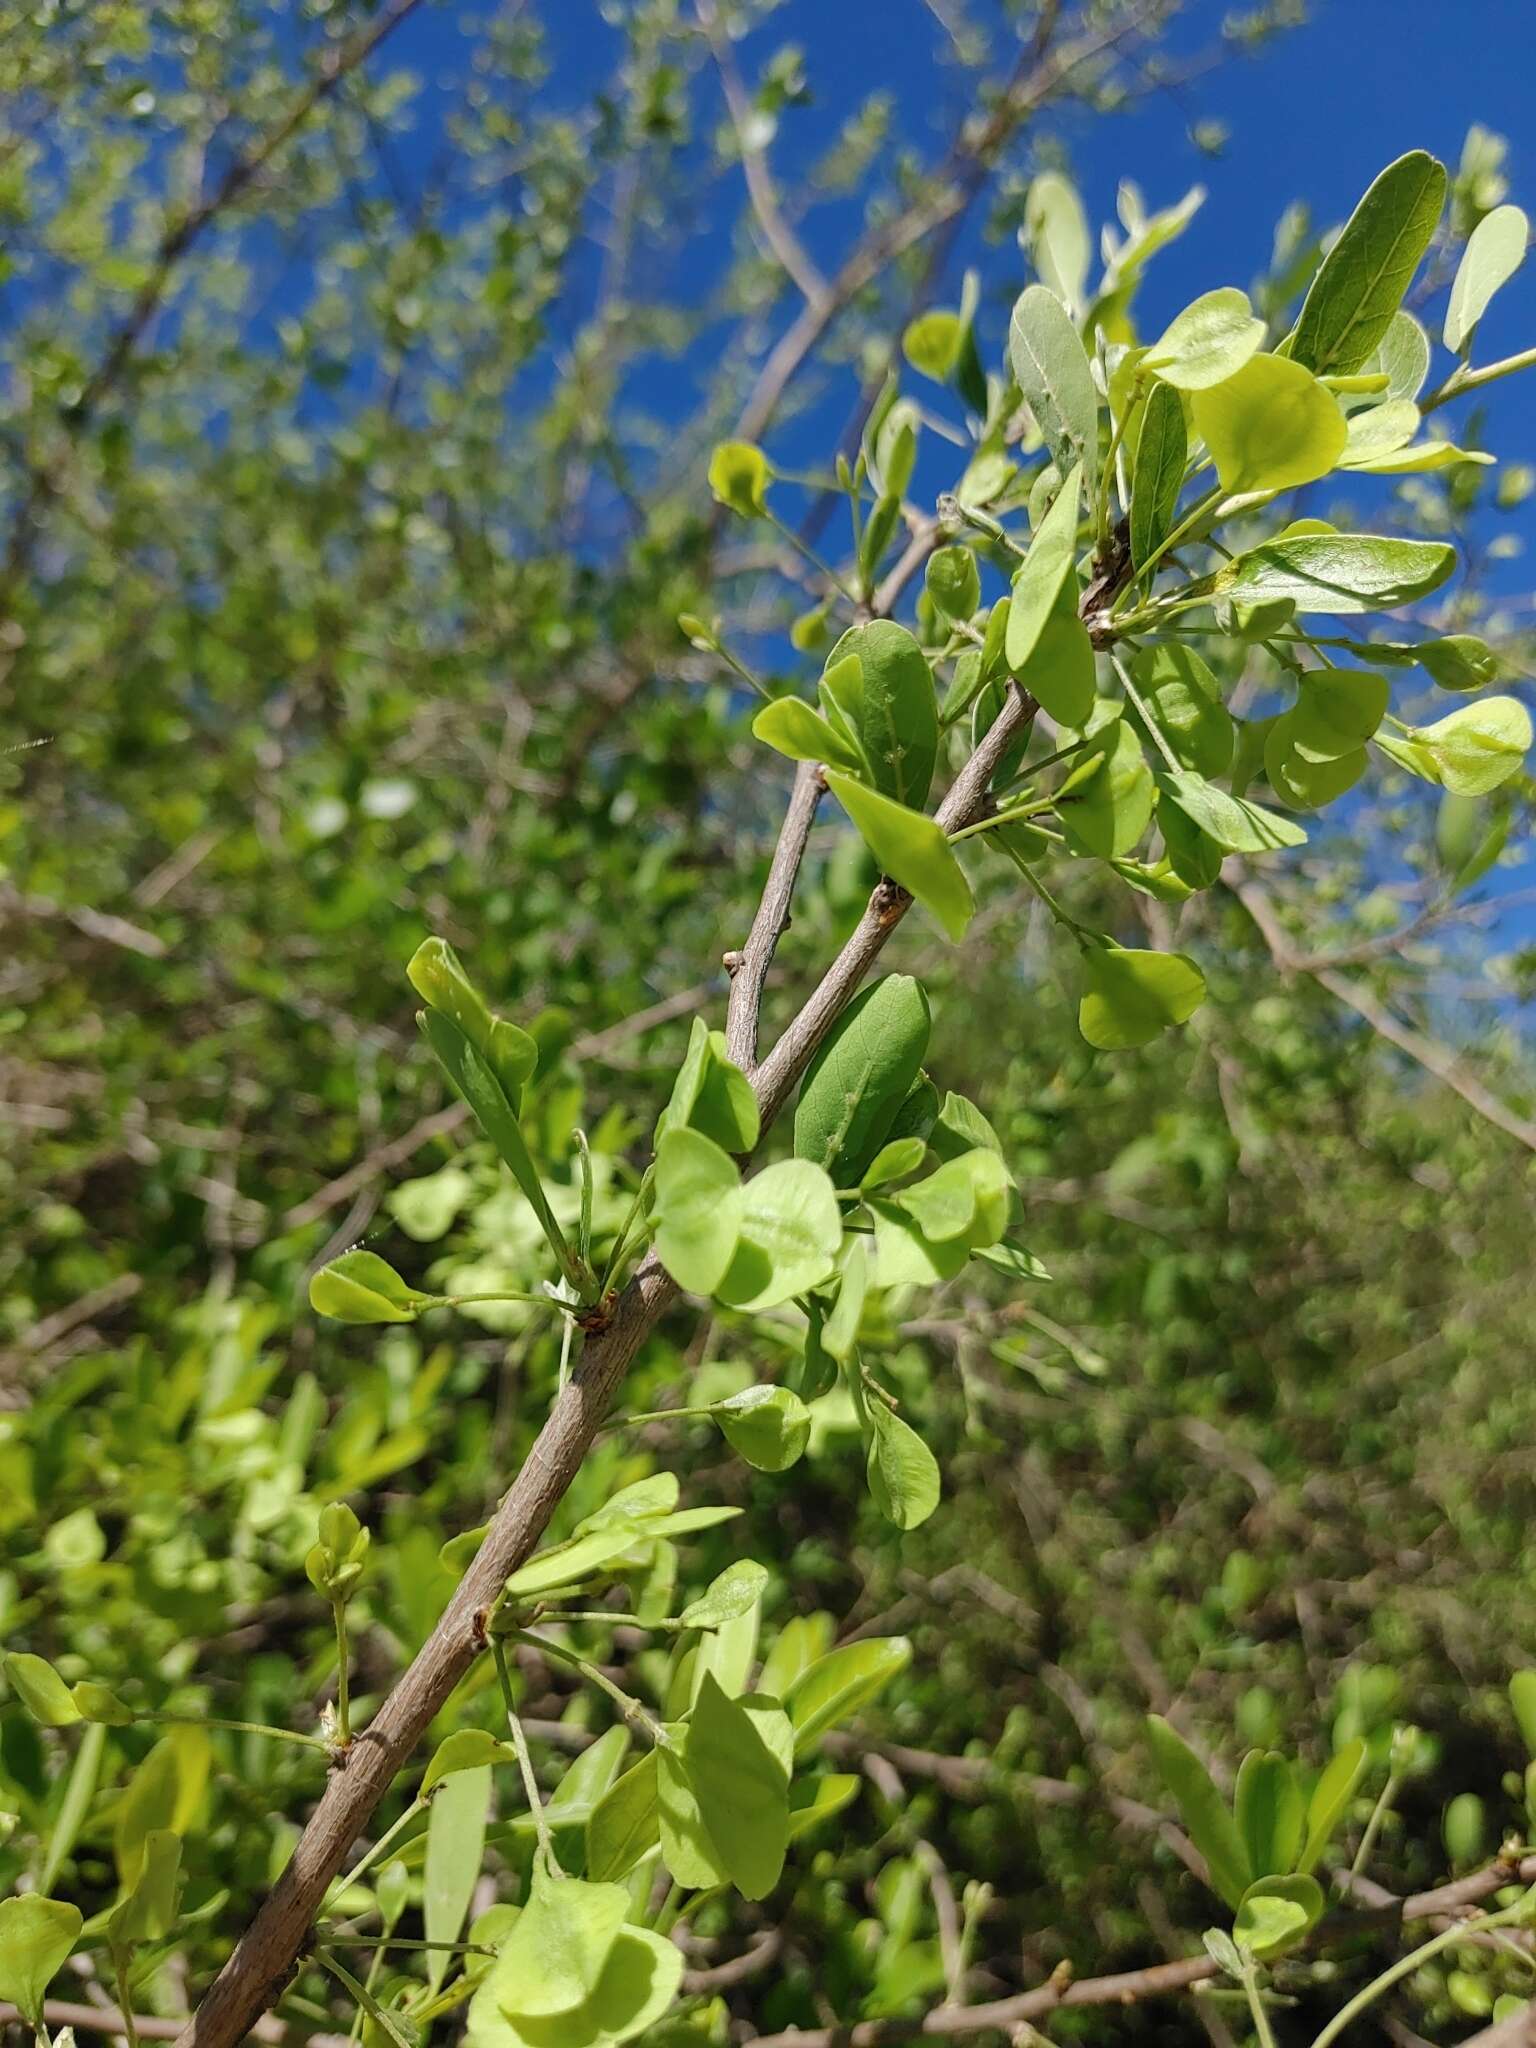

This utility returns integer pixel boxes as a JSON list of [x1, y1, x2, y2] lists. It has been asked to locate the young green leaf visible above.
[[1129, 645, 1232, 778], [309, 1249, 434, 1326], [1398, 697, 1533, 795], [1366, 308, 1432, 401], [1079, 944, 1207, 1051], [1005, 462, 1083, 673], [1413, 635, 1506, 692], [859, 1135, 927, 1190], [1295, 1738, 1367, 1874], [586, 1750, 660, 1883], [681, 1559, 769, 1631], [422, 1729, 513, 1796], [865, 1403, 941, 1530], [1130, 378, 1188, 569], [926, 546, 981, 622], [825, 772, 974, 941], [1057, 718, 1155, 860], [0, 1895, 83, 2026], [1234, 1752, 1305, 1880], [686, 1674, 792, 1900], [1008, 286, 1099, 489], [487, 1869, 630, 2018], [1009, 578, 1097, 728], [1145, 287, 1265, 390], [784, 1636, 912, 1752], [1290, 151, 1448, 375], [1509, 1672, 1536, 1759], [651, 1127, 743, 1297], [110, 1826, 182, 1946], [4, 1651, 82, 1727], [795, 974, 931, 1183], [1024, 170, 1091, 314], [656, 1017, 760, 1153], [1214, 531, 1456, 613], [1444, 203, 1529, 355], [1233, 1874, 1324, 1961], [708, 441, 772, 516], [1191, 354, 1346, 495], [1145, 1715, 1251, 1907], [752, 696, 866, 775], [424, 1762, 490, 1993], [821, 621, 939, 809], [1158, 769, 1307, 855], [714, 1158, 844, 1311], [712, 1386, 811, 1472]]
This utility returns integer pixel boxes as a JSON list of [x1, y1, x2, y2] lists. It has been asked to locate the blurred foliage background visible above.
[[3, 1, 1536, 2039]]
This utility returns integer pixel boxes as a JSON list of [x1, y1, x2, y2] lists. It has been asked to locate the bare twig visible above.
[[696, 0, 826, 305], [1231, 871, 1536, 1154], [725, 760, 825, 1071]]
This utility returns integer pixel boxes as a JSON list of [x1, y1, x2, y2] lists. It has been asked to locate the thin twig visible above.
[[724, 761, 825, 1072]]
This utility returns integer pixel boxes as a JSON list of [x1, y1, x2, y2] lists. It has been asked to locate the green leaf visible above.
[[896, 1147, 1009, 1247], [488, 1869, 630, 2018], [1130, 379, 1188, 569], [1295, 1738, 1367, 1874], [1265, 717, 1367, 809], [72, 1681, 133, 1725], [1415, 634, 1507, 692], [504, 1521, 644, 1599], [1445, 204, 1528, 354], [784, 1636, 912, 1753], [1146, 1715, 1250, 1907], [467, 1918, 682, 2048], [309, 1249, 434, 1325], [586, 1750, 660, 1882], [712, 1386, 810, 1472], [0, 1895, 83, 2025], [715, 1159, 843, 1312], [752, 696, 866, 775], [1130, 645, 1232, 777], [656, 1018, 760, 1153], [658, 1739, 725, 1889], [821, 621, 939, 809], [1159, 769, 1307, 854], [1234, 1874, 1324, 1961], [1191, 355, 1346, 495], [686, 1674, 792, 1901], [1145, 287, 1264, 390], [1214, 532, 1456, 613], [1234, 1752, 1305, 1880], [652, 1128, 743, 1297], [903, 309, 964, 382], [1366, 309, 1431, 401], [1080, 945, 1206, 1052], [825, 773, 974, 941], [708, 441, 771, 517], [423, 1729, 513, 1797], [860, 1136, 927, 1189], [794, 974, 931, 1184], [822, 1241, 869, 1362], [1509, 1673, 1536, 1760], [1402, 698, 1533, 795], [1006, 463, 1082, 673], [681, 1560, 769, 1631], [1010, 577, 1097, 728], [110, 1826, 182, 1946], [788, 1772, 862, 1842], [869, 1198, 969, 1287], [865, 1404, 941, 1530], [407, 938, 536, 1106], [1291, 668, 1390, 758], [425, 1762, 490, 1992], [1057, 718, 1154, 861], [1024, 171, 1090, 314], [4, 1651, 82, 1727], [1290, 150, 1447, 376], [1008, 286, 1098, 490], [926, 546, 981, 622], [419, 1010, 559, 1245]]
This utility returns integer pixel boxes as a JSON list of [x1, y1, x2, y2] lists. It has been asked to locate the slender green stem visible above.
[[145, 1711, 330, 1752], [1115, 483, 1222, 609], [1422, 343, 1536, 413], [1239, 1957, 1278, 2048], [766, 508, 858, 605], [325, 1934, 496, 1954], [599, 1402, 709, 1433], [493, 1639, 560, 1874], [1308, 1893, 1533, 2048], [321, 1798, 425, 1914], [315, 1949, 415, 2048], [331, 1597, 352, 1748], [1348, 1770, 1400, 1878], [652, 1883, 686, 1937], [600, 1166, 654, 1294], [1005, 849, 1093, 938], [1110, 651, 1181, 773], [112, 1952, 141, 2048], [1095, 377, 1138, 543], [440, 1289, 561, 1310], [947, 799, 1059, 845], [509, 1628, 668, 1746]]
